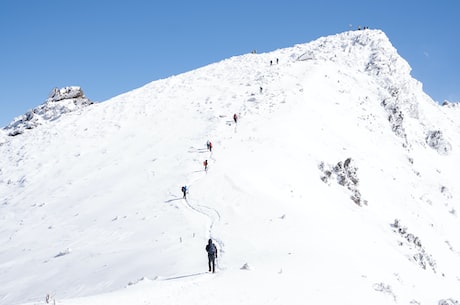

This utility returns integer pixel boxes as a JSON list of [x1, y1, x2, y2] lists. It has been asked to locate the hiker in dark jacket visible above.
[[181, 185, 187, 199], [205, 238, 218, 273]]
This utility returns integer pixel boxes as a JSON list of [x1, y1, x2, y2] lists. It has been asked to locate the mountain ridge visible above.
[[1, 29, 459, 305]]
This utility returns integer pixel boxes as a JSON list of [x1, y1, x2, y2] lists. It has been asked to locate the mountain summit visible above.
[[1, 29, 459, 305]]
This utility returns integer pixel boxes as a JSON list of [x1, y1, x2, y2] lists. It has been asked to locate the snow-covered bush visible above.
[[319, 158, 367, 206], [426, 130, 452, 155], [440, 186, 453, 199], [372, 282, 396, 302], [240, 263, 252, 270], [391, 219, 437, 273], [439, 299, 460, 305], [54, 248, 72, 258]]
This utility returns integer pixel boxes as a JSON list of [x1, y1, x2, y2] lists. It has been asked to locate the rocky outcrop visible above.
[[4, 86, 93, 136], [425, 130, 452, 155]]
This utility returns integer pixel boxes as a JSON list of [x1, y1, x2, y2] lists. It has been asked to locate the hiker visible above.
[[233, 113, 238, 123], [260, 86, 263, 94], [270, 60, 273, 66], [276, 58, 279, 64], [206, 140, 213, 152], [205, 239, 218, 273], [203, 159, 208, 172], [181, 185, 187, 199]]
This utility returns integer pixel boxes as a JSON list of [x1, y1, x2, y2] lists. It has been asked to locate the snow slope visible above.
[[1, 29, 459, 305]]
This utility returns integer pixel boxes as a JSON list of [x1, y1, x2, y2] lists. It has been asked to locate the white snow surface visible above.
[[1, 29, 460, 305]]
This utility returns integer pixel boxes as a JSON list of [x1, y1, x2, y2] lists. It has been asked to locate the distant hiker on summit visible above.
[[206, 238, 218, 273], [233, 113, 238, 124], [203, 159, 208, 172]]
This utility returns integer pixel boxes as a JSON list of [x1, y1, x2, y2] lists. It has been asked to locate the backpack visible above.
[[206, 243, 217, 255]]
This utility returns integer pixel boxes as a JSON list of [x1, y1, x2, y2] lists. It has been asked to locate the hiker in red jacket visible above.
[[206, 140, 213, 152], [203, 159, 208, 172]]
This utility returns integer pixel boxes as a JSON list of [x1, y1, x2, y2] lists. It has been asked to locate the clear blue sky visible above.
[[1, 0, 459, 127]]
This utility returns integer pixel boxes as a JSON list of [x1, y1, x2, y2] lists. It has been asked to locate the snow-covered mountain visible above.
[[1, 29, 459, 305]]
